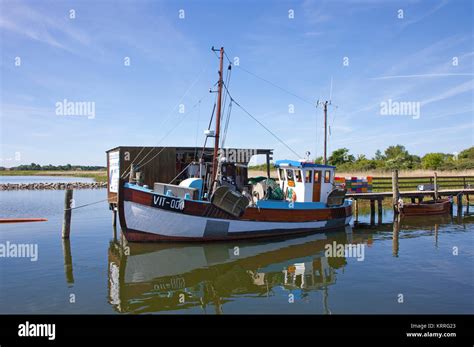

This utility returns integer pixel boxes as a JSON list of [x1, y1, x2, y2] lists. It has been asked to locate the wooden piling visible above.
[[62, 239, 74, 285], [434, 172, 438, 201], [392, 215, 400, 257], [112, 207, 117, 227], [377, 198, 383, 224], [61, 189, 73, 239], [392, 170, 399, 213], [457, 194, 463, 217], [370, 199, 375, 225], [466, 194, 470, 215]]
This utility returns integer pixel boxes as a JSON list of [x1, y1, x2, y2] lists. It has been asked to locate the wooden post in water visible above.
[[467, 195, 470, 215], [112, 225, 117, 242], [392, 214, 400, 257], [370, 199, 375, 225], [457, 194, 463, 217], [434, 172, 438, 201], [392, 170, 400, 214], [62, 189, 73, 239], [377, 198, 383, 224], [62, 239, 74, 285], [112, 206, 117, 227]]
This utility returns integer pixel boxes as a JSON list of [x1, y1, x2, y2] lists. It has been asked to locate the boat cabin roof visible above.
[[274, 160, 335, 169]]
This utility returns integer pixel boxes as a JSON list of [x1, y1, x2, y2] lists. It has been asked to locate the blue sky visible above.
[[1, 0, 473, 166]]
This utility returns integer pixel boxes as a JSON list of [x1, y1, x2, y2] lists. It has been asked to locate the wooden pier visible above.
[[346, 172, 473, 224]]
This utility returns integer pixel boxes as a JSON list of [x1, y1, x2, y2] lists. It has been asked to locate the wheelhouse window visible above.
[[286, 169, 294, 181], [324, 170, 331, 183], [279, 168, 286, 181], [305, 170, 312, 183], [314, 170, 321, 183], [295, 170, 302, 183]]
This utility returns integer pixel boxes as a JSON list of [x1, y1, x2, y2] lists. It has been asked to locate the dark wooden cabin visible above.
[[106, 146, 273, 207]]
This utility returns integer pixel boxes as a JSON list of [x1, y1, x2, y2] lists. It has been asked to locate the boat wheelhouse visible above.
[[275, 160, 336, 204]]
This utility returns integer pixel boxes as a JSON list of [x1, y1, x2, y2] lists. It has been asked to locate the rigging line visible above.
[[121, 99, 203, 179], [121, 66, 208, 179], [65, 198, 109, 211], [194, 100, 201, 160], [223, 51, 233, 65], [219, 68, 230, 140], [199, 99, 217, 161], [221, 99, 233, 149], [134, 97, 207, 172], [136, 90, 215, 176], [221, 98, 231, 148], [169, 162, 193, 184], [220, 69, 232, 148], [122, 87, 211, 178], [224, 88, 303, 159], [127, 73, 208, 172], [235, 65, 315, 106]]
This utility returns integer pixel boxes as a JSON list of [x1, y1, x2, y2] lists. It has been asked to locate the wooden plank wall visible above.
[[107, 147, 177, 204]]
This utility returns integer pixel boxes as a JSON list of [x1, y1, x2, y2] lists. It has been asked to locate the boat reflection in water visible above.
[[107, 225, 375, 314]]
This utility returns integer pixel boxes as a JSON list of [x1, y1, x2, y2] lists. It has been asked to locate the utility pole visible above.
[[211, 46, 224, 192], [323, 101, 328, 165]]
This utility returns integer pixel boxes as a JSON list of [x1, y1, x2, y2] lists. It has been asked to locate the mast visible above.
[[211, 46, 225, 191]]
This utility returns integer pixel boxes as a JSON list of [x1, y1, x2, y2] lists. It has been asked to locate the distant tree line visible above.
[[248, 145, 474, 172], [315, 145, 474, 171], [0, 163, 106, 171]]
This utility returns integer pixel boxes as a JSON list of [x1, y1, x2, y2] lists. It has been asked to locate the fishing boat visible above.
[[399, 198, 451, 217], [116, 47, 352, 242]]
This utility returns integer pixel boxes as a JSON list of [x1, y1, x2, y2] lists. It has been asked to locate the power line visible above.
[[235, 65, 315, 106], [223, 86, 303, 159]]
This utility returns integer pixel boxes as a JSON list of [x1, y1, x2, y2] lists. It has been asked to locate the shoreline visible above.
[[0, 182, 107, 190], [0, 170, 107, 182]]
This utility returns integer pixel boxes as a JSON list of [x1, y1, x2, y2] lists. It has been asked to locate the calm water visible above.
[[0, 184, 473, 314]]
